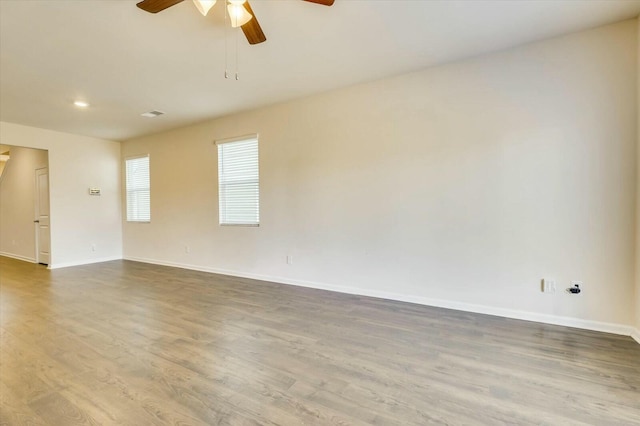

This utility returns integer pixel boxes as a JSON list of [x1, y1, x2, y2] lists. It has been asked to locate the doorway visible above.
[[0, 145, 50, 265]]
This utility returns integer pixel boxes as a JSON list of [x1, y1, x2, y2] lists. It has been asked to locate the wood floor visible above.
[[0, 256, 639, 425]]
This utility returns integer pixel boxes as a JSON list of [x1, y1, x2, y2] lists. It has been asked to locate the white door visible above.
[[35, 167, 50, 265]]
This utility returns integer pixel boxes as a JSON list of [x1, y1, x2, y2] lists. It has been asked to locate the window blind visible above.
[[217, 137, 259, 226], [125, 155, 150, 222]]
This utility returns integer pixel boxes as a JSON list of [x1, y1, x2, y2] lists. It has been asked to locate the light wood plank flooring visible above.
[[1, 256, 639, 425]]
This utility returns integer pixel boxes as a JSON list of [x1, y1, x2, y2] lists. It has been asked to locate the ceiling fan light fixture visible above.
[[193, 0, 217, 16], [227, 0, 252, 28]]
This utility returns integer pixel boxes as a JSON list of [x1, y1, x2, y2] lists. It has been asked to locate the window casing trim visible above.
[[215, 135, 259, 227], [124, 154, 151, 223], [214, 133, 259, 146]]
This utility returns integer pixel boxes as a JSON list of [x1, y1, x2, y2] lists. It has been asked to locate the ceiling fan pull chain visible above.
[[224, 0, 229, 79], [235, 14, 239, 81]]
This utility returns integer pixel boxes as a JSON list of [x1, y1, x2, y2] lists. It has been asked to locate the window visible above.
[[217, 135, 259, 226], [125, 155, 150, 222]]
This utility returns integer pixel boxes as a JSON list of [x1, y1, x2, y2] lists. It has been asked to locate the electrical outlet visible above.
[[286, 255, 293, 265], [541, 279, 556, 293], [185, 245, 191, 254], [91, 244, 96, 252]]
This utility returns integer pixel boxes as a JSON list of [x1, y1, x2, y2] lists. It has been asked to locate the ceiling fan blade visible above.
[[303, 0, 335, 5], [241, 1, 267, 45], [136, 0, 184, 13]]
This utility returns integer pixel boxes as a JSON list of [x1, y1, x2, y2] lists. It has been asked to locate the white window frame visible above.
[[125, 154, 151, 223], [215, 134, 259, 227]]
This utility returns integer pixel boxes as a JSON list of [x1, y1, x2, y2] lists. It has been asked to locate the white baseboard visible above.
[[0, 251, 36, 263], [50, 256, 122, 270], [124, 256, 636, 339], [631, 329, 640, 345]]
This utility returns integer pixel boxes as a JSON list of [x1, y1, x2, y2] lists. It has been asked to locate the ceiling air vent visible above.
[[141, 110, 165, 118]]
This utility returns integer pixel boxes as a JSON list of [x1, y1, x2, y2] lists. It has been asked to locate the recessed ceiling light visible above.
[[74, 100, 89, 108]]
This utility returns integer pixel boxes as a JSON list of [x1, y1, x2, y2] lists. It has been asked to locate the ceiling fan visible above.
[[136, 0, 335, 45]]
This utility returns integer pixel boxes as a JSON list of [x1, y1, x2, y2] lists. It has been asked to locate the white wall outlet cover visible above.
[[541, 279, 556, 293]]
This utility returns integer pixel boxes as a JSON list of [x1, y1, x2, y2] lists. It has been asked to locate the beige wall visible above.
[[0, 146, 48, 261], [0, 122, 122, 268], [123, 20, 637, 329]]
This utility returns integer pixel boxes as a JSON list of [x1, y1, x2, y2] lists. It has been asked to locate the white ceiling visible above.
[[1, 0, 639, 141]]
